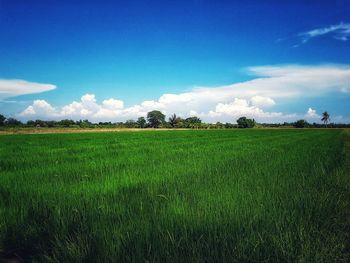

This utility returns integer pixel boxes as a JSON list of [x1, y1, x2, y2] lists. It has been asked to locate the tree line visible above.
[[0, 110, 349, 129]]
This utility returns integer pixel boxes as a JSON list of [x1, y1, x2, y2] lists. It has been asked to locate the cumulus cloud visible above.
[[61, 94, 100, 117], [206, 98, 282, 120], [298, 22, 350, 44], [20, 99, 57, 117], [0, 79, 56, 100], [306, 107, 319, 118], [102, 98, 124, 110], [250, 96, 275, 107], [18, 64, 350, 123]]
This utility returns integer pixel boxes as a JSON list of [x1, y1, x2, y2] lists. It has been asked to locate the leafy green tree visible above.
[[294, 119, 309, 128], [147, 110, 165, 128], [0, 114, 6, 126], [76, 119, 92, 128], [321, 111, 330, 127], [99, 121, 112, 127], [137, 117, 146, 128], [174, 119, 185, 128], [183, 116, 201, 128], [236, 117, 255, 128], [185, 116, 201, 124], [58, 119, 75, 127]]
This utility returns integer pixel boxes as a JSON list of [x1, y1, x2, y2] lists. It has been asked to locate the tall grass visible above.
[[0, 129, 349, 262]]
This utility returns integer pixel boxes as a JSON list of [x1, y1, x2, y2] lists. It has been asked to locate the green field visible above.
[[0, 129, 349, 262]]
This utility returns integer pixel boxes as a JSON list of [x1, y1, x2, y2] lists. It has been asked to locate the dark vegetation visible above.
[[236, 117, 256, 128]]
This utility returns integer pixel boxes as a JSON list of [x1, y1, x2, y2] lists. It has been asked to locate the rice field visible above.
[[0, 129, 349, 262]]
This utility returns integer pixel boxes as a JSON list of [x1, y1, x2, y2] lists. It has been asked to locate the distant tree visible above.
[[0, 114, 6, 126], [98, 121, 112, 127], [184, 116, 201, 128], [185, 116, 201, 124], [147, 110, 165, 128], [26, 120, 35, 127], [282, 122, 293, 127], [321, 111, 330, 128], [77, 119, 92, 128], [236, 117, 255, 128], [5, 118, 22, 126], [125, 119, 137, 128], [294, 119, 309, 128], [215, 122, 224, 129], [224, 123, 237, 128], [174, 118, 185, 128], [114, 122, 125, 128], [168, 114, 179, 127], [137, 117, 146, 128], [34, 119, 48, 127], [58, 119, 75, 127], [46, 121, 57, 128]]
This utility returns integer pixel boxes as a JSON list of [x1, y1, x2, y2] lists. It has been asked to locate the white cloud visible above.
[[21, 106, 36, 115], [102, 98, 124, 110], [60, 94, 100, 117], [298, 22, 350, 44], [250, 96, 275, 107], [0, 79, 56, 100], [141, 100, 165, 109], [306, 107, 319, 118], [159, 93, 193, 104], [302, 107, 324, 123], [20, 99, 57, 117], [81, 93, 96, 103], [18, 64, 350, 123], [189, 110, 198, 116], [202, 98, 285, 123]]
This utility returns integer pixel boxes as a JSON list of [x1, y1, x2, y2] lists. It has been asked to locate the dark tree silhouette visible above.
[[321, 111, 330, 128], [0, 114, 6, 126], [137, 117, 146, 128], [294, 119, 309, 128], [5, 118, 22, 126], [168, 114, 178, 127]]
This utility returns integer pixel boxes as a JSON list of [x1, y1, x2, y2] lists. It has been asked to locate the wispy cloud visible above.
[[0, 79, 56, 100], [18, 64, 350, 123], [298, 22, 350, 44]]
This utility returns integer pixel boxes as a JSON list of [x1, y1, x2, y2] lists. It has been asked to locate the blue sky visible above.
[[0, 0, 349, 123]]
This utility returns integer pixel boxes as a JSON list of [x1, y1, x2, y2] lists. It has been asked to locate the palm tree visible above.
[[168, 113, 178, 127], [321, 111, 330, 127]]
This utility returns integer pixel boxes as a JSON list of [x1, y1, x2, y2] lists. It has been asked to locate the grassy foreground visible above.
[[0, 129, 349, 262]]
